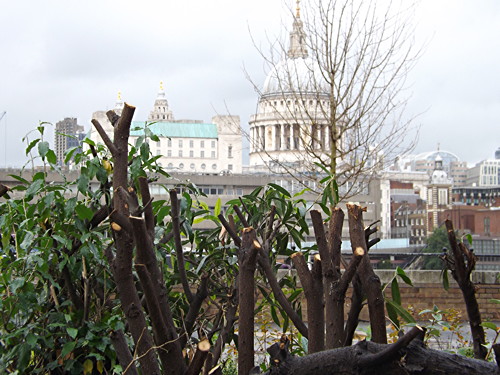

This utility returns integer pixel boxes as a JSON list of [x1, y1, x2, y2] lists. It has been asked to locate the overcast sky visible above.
[[0, 0, 499, 168]]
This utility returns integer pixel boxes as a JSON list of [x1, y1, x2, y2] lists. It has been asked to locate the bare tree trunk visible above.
[[255, 328, 500, 375], [444, 219, 487, 360], [238, 227, 261, 375], [93, 105, 161, 374], [347, 203, 386, 344], [291, 252, 324, 353]]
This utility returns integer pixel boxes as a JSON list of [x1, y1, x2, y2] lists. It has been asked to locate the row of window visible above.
[[164, 162, 234, 171], [159, 149, 218, 159], [149, 184, 242, 196], [159, 139, 217, 149]]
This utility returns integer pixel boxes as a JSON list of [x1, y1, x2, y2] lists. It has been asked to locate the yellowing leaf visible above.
[[83, 359, 93, 374]]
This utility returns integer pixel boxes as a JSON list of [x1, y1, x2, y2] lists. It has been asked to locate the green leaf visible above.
[[78, 174, 90, 194], [38, 141, 50, 158], [26, 178, 44, 198], [67, 327, 78, 339], [268, 183, 291, 198], [60, 341, 77, 358], [270, 305, 281, 326], [26, 138, 41, 155], [396, 267, 413, 286], [391, 278, 401, 305], [46, 149, 57, 164], [481, 322, 498, 331], [214, 198, 222, 217], [489, 299, 500, 304], [385, 299, 415, 324], [441, 269, 449, 291], [465, 233, 473, 246], [386, 301, 400, 329], [75, 204, 94, 220], [26, 333, 37, 346]]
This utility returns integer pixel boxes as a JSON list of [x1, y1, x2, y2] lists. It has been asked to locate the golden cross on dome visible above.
[[117, 91, 122, 101], [296, 0, 300, 18], [160, 81, 164, 91]]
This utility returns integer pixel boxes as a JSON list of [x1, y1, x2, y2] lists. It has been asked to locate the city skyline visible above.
[[1, 0, 499, 167]]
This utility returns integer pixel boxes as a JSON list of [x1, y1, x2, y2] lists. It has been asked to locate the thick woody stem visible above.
[[238, 227, 260, 375], [291, 252, 324, 353], [186, 339, 211, 375], [347, 203, 387, 344], [109, 330, 139, 375]]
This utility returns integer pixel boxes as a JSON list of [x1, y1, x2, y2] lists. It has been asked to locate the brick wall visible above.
[[290, 270, 500, 322]]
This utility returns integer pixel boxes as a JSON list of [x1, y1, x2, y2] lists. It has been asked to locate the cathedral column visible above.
[[281, 124, 286, 150]]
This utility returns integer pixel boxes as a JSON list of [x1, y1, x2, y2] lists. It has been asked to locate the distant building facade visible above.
[[466, 159, 500, 187], [393, 149, 468, 187], [426, 156, 453, 232], [248, 8, 331, 173], [54, 117, 85, 165], [90, 86, 243, 174]]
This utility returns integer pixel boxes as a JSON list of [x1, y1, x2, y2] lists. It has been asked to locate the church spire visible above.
[[287, 0, 308, 58]]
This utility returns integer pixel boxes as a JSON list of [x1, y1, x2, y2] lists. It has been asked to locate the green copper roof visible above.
[[130, 121, 218, 139]]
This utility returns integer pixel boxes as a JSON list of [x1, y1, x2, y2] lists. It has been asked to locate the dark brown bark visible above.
[[238, 227, 261, 375], [183, 273, 209, 344], [233, 204, 250, 227], [444, 219, 487, 360], [344, 273, 364, 346], [347, 203, 387, 344], [311, 209, 342, 349], [218, 213, 242, 247], [93, 104, 161, 374], [291, 252, 324, 353], [206, 294, 238, 374], [186, 339, 211, 375], [257, 328, 500, 375], [138, 176, 155, 239], [109, 330, 139, 375], [257, 252, 309, 338], [344, 224, 379, 346], [218, 212, 308, 338], [131, 215, 186, 374]]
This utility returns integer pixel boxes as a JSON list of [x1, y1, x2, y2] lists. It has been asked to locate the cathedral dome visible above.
[[262, 57, 329, 97]]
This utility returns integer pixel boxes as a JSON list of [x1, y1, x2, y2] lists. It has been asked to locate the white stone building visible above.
[[466, 159, 500, 187], [90, 86, 242, 174], [248, 6, 331, 172]]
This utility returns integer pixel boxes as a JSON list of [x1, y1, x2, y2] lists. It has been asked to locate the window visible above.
[[189, 150, 194, 157], [178, 150, 183, 157], [190, 140, 194, 148], [167, 150, 172, 157], [190, 163, 195, 170], [168, 163, 173, 168], [179, 140, 183, 148], [168, 139, 172, 147], [201, 163, 206, 170], [228, 164, 233, 171], [212, 164, 217, 170], [228, 145, 233, 158], [179, 163, 184, 169], [201, 151, 205, 158], [211, 140, 215, 148], [201, 140, 205, 148], [211, 151, 216, 158]]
